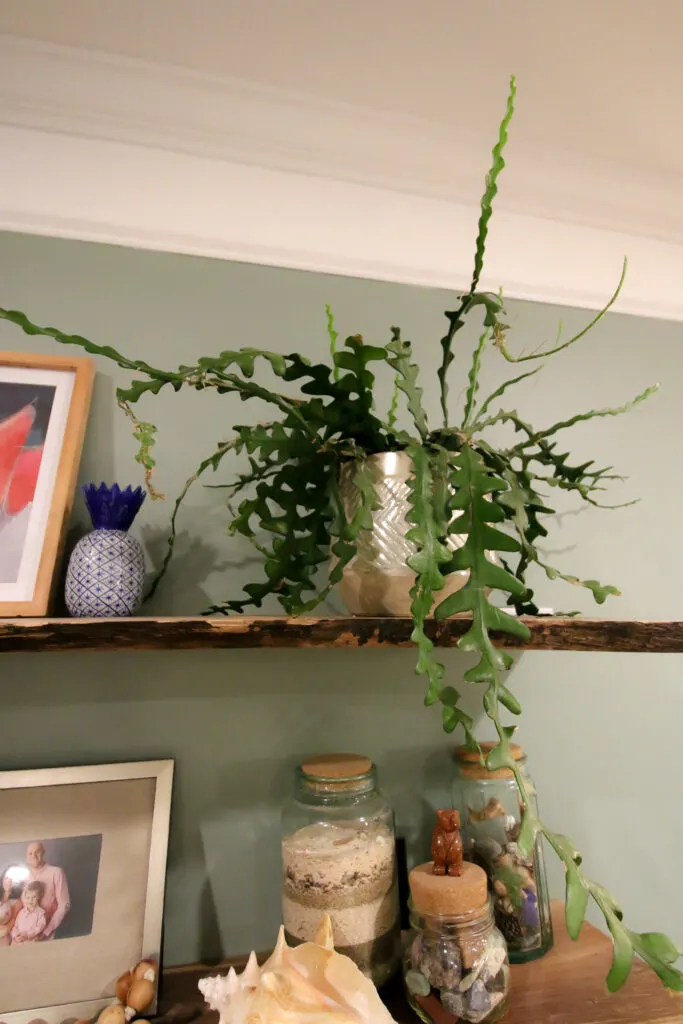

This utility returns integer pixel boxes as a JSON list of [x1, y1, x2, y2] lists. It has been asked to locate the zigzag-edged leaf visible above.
[[527, 828, 683, 993], [0, 306, 181, 384], [436, 75, 515, 427], [386, 328, 429, 439], [387, 378, 400, 431], [433, 445, 529, 755], [406, 444, 451, 588], [438, 291, 505, 427], [542, 567, 620, 604], [495, 462, 621, 607], [148, 437, 240, 599], [495, 257, 628, 365], [493, 460, 553, 612], [281, 352, 340, 396], [224, 449, 378, 618], [328, 457, 379, 588], [605, 916, 634, 992], [634, 933, 681, 967], [565, 864, 590, 941], [333, 335, 388, 412], [473, 366, 543, 426], [470, 76, 516, 293], [462, 323, 492, 428], [523, 439, 634, 509], [232, 422, 313, 461], [511, 385, 658, 452], [218, 442, 339, 615], [0, 302, 392, 445], [437, 452, 526, 623], [195, 348, 289, 379], [404, 443, 476, 737], [325, 304, 340, 381], [630, 932, 683, 991], [116, 400, 163, 498]]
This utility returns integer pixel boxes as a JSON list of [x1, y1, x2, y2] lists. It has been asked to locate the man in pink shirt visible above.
[[26, 841, 70, 940]]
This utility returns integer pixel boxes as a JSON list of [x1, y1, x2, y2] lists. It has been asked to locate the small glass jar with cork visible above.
[[453, 742, 553, 963], [404, 810, 510, 1024], [281, 753, 400, 987]]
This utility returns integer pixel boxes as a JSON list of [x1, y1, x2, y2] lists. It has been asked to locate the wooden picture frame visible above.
[[0, 351, 93, 616], [0, 759, 174, 1023]]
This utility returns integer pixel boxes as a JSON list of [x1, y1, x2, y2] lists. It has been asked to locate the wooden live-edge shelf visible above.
[[0, 615, 682, 653], [156, 904, 683, 1024]]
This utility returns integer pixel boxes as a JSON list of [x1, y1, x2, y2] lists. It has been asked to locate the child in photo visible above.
[[11, 881, 46, 944], [0, 867, 22, 947]]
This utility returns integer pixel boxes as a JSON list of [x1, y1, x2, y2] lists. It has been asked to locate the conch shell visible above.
[[199, 915, 396, 1024]]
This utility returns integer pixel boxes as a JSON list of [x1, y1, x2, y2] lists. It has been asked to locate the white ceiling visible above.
[[1, 0, 682, 179]]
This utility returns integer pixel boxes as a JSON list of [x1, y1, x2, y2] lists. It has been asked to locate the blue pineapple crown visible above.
[[82, 483, 146, 531]]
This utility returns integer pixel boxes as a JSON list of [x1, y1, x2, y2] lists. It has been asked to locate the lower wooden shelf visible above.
[[157, 903, 683, 1024], [1, 615, 683, 653]]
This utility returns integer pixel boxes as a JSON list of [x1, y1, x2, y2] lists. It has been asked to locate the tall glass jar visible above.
[[453, 742, 553, 963], [281, 753, 400, 987], [404, 862, 509, 1024]]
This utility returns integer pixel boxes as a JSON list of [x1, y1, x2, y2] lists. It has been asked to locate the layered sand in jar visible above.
[[282, 820, 400, 986]]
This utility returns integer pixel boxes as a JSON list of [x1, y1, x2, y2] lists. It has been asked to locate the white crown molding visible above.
[[1, 33, 682, 321], [1, 33, 682, 243]]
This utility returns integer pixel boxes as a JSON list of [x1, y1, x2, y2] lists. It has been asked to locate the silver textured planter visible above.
[[338, 451, 469, 616]]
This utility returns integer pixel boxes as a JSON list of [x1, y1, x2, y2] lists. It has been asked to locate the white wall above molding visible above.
[[0, 34, 682, 322]]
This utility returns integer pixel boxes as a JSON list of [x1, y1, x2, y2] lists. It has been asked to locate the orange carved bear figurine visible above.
[[431, 809, 463, 877]]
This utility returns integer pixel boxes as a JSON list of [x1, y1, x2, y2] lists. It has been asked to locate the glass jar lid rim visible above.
[[408, 895, 492, 923]]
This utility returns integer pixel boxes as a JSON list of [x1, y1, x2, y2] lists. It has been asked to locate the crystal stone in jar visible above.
[[281, 753, 400, 987]]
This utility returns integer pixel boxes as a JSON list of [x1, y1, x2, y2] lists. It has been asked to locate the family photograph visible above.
[[0, 834, 102, 946]]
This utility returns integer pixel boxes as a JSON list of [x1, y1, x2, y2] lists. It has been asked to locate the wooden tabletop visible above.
[[157, 903, 683, 1024]]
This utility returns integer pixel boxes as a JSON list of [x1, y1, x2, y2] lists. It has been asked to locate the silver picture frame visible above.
[[0, 759, 174, 1024]]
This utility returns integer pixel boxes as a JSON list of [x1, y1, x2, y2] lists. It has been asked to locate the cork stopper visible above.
[[409, 861, 488, 916], [455, 741, 524, 780], [457, 742, 523, 763], [301, 753, 372, 780]]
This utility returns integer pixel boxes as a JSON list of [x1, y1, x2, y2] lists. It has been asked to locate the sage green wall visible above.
[[1, 231, 681, 967]]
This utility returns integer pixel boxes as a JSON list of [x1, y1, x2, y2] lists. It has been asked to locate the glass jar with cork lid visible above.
[[281, 753, 400, 987], [404, 810, 509, 1024], [453, 742, 553, 963]]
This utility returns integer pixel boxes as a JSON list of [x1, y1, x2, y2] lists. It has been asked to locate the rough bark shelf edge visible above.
[[0, 616, 681, 652]]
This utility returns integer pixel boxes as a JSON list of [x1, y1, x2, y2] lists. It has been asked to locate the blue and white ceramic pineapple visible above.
[[65, 483, 146, 617]]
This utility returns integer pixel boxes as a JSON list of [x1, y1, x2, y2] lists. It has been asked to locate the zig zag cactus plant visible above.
[[1, 76, 679, 992]]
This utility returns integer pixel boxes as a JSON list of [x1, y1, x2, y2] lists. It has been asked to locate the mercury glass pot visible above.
[[453, 742, 554, 963], [281, 753, 400, 987], [337, 451, 469, 615]]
